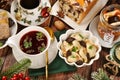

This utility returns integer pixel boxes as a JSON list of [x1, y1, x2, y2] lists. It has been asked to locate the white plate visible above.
[[12, 37, 58, 69], [10, 0, 51, 26], [0, 9, 18, 49], [89, 16, 120, 48], [50, 0, 108, 30]]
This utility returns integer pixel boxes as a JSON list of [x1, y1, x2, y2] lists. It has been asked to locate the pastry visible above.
[[59, 0, 98, 24]]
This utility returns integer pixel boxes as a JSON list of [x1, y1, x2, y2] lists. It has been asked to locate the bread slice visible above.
[[0, 11, 10, 40], [59, 0, 98, 24]]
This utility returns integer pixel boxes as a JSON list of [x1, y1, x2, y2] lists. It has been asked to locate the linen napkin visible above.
[[28, 30, 77, 76]]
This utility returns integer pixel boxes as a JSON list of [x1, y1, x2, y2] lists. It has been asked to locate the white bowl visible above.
[[7, 26, 53, 69], [57, 29, 101, 67], [0, 9, 18, 49]]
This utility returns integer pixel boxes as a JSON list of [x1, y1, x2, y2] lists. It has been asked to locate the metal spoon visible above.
[[45, 27, 54, 80]]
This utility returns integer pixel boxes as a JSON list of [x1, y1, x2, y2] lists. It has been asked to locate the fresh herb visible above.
[[79, 34, 84, 39], [71, 55, 76, 58], [23, 39, 32, 48], [91, 68, 111, 80], [39, 47, 45, 52], [72, 46, 78, 52], [36, 32, 44, 40], [89, 45, 93, 49]]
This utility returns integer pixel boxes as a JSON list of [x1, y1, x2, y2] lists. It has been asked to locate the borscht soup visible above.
[[20, 31, 48, 55]]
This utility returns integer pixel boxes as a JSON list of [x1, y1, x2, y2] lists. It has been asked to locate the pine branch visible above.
[[91, 68, 111, 80], [68, 73, 87, 80], [0, 58, 31, 79]]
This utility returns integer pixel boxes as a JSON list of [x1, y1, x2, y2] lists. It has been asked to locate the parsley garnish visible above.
[[89, 45, 93, 49], [79, 34, 84, 39], [72, 46, 78, 52]]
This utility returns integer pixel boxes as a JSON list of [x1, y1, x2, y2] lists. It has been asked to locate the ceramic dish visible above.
[[0, 9, 18, 49], [7, 26, 58, 69], [10, 0, 51, 26], [50, 0, 108, 30], [89, 16, 120, 48], [12, 37, 58, 69], [57, 29, 101, 67]]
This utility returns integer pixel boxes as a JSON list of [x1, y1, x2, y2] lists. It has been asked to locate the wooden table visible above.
[[0, 0, 120, 80]]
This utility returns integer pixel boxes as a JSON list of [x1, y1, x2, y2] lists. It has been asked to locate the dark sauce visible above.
[[20, 0, 40, 9], [20, 31, 47, 55]]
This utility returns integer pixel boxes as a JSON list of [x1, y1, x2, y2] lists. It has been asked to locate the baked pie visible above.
[[59, 0, 98, 24]]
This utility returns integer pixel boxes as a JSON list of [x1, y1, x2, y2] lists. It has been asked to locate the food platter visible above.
[[50, 0, 108, 30]]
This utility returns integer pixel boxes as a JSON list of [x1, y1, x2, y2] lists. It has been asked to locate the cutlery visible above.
[[45, 50, 48, 80]]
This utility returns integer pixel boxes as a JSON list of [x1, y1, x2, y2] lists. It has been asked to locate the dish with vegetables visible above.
[[57, 29, 101, 67]]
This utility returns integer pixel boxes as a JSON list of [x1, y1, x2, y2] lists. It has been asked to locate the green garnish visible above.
[[39, 47, 45, 52], [71, 55, 76, 58], [79, 34, 84, 39], [91, 68, 110, 80], [36, 32, 44, 40], [23, 39, 32, 48], [89, 45, 93, 49], [72, 46, 78, 52]]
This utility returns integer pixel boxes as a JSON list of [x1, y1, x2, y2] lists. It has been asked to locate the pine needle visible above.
[[0, 58, 31, 79], [91, 68, 110, 80]]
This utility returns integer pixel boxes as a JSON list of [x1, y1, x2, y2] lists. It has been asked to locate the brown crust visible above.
[[77, 0, 98, 24]]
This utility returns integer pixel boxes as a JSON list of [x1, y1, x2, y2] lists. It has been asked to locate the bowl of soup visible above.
[[7, 26, 52, 69]]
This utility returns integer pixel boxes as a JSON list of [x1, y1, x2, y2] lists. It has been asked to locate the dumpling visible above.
[[60, 41, 73, 57], [86, 39, 98, 58]]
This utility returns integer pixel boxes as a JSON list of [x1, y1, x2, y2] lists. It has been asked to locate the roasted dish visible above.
[[58, 0, 98, 24]]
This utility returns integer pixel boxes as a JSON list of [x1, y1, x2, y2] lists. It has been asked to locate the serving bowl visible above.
[[6, 26, 57, 69], [57, 29, 101, 67]]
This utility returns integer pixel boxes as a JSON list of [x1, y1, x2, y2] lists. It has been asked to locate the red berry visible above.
[[2, 76, 7, 80], [13, 74, 18, 78], [12, 77, 19, 80], [24, 76, 30, 80], [18, 73, 24, 78]]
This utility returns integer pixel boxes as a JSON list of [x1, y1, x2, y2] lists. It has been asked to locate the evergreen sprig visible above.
[[91, 68, 111, 80], [0, 58, 31, 79], [68, 73, 86, 80]]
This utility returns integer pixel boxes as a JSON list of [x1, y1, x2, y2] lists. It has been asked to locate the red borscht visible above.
[[20, 31, 48, 55]]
